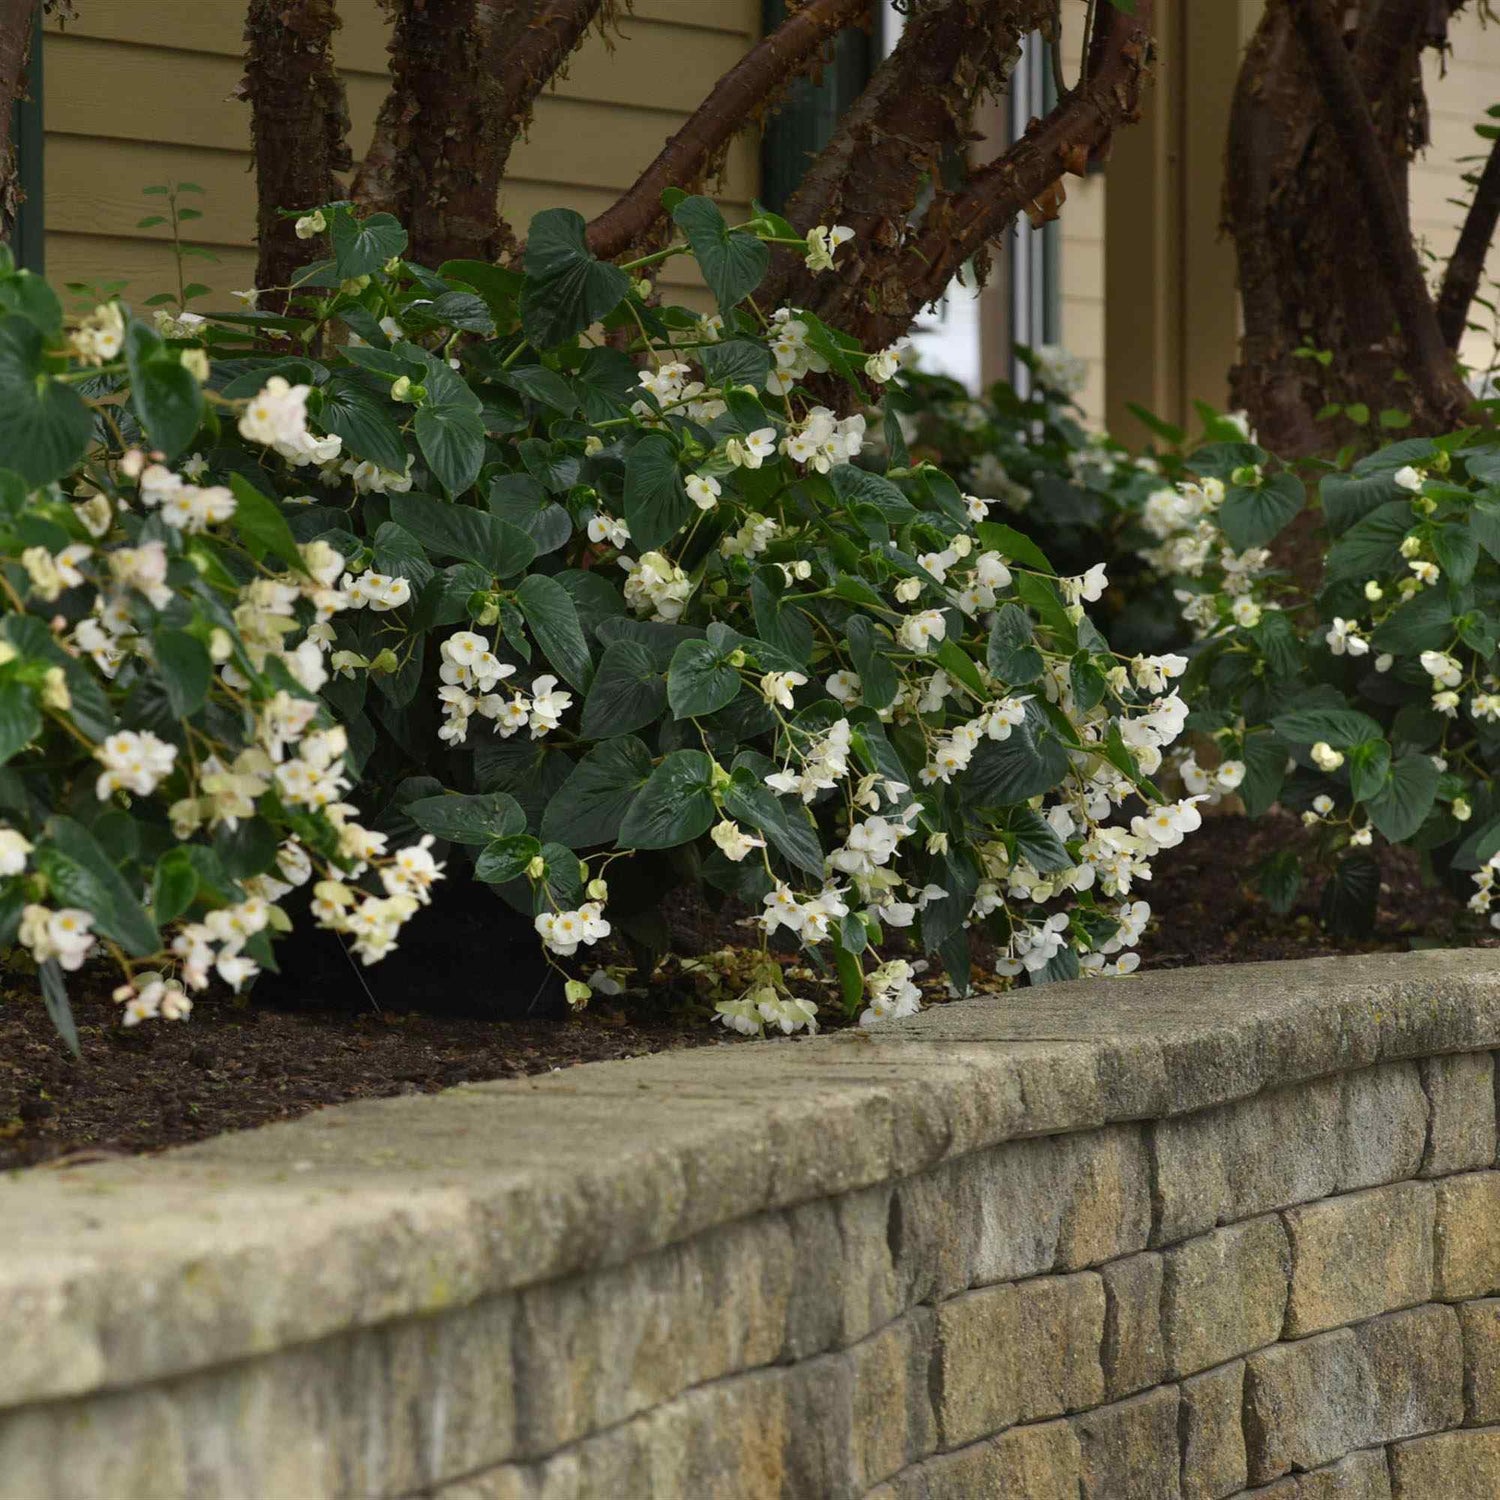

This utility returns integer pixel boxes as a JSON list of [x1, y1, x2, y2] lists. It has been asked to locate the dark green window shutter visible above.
[[759, 0, 872, 212]]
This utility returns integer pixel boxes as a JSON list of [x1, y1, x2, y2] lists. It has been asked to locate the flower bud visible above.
[[1454, 797, 1474, 823], [586, 877, 609, 901], [525, 855, 547, 881], [564, 979, 592, 1009], [1363, 580, 1383, 601], [390, 375, 412, 402], [369, 648, 399, 674]]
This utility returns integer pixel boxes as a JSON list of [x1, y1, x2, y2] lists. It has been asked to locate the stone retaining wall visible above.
[[6, 950, 1500, 1497]]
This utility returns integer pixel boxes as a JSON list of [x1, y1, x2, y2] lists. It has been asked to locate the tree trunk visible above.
[[0, 0, 38, 248], [242, 0, 351, 303], [353, 0, 609, 265], [1225, 0, 1469, 456]]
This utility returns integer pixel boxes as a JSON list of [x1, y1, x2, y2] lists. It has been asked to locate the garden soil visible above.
[[2, 812, 1492, 1170]]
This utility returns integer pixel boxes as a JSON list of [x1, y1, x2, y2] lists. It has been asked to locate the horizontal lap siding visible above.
[[42, 0, 760, 308], [1414, 7, 1500, 381], [1059, 8, 1105, 424]]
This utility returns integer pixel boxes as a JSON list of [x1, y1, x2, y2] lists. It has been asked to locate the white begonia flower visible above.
[[1130, 653, 1189, 694], [527, 676, 573, 737], [710, 820, 766, 862], [725, 428, 777, 469], [1215, 760, 1247, 791], [1310, 742, 1345, 772], [1433, 689, 1461, 717], [238, 375, 315, 449], [686, 473, 721, 510], [1392, 465, 1424, 492], [621, 550, 692, 621], [0, 827, 32, 876], [534, 901, 611, 958], [1419, 650, 1463, 689], [864, 342, 905, 382], [1471, 692, 1500, 724], [974, 551, 1012, 590], [1032, 344, 1088, 396], [715, 996, 763, 1036], [1409, 559, 1441, 586], [94, 729, 178, 800], [1231, 596, 1262, 628], [294, 209, 328, 239], [760, 670, 808, 710], [1061, 562, 1108, 604], [897, 609, 947, 654], [825, 669, 861, 706], [1350, 826, 1374, 846], [587, 512, 630, 548], [804, 223, 854, 272], [19, 905, 96, 971], [1375, 653, 1394, 673], [1312, 794, 1335, 816], [1325, 618, 1370, 657], [70, 303, 125, 365]]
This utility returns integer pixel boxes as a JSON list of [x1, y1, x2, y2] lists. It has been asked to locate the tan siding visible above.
[[1059, 6, 1105, 423], [1416, 8, 1500, 380], [42, 0, 761, 308]]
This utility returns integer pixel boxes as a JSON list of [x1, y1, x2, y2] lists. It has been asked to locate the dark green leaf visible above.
[[1008, 808, 1073, 873], [153, 628, 212, 717], [330, 209, 408, 279], [580, 640, 665, 738], [229, 473, 306, 573], [0, 316, 92, 484], [0, 679, 41, 765], [35, 815, 157, 955], [671, 196, 768, 311], [1370, 588, 1456, 654], [1320, 470, 1403, 535], [1218, 472, 1304, 549], [668, 637, 741, 719], [317, 375, 409, 472], [389, 492, 536, 576], [1347, 738, 1392, 803], [1365, 753, 1439, 843], [1240, 732, 1288, 817], [617, 748, 716, 849], [699, 338, 770, 390], [986, 604, 1044, 685], [722, 769, 824, 878], [39, 960, 80, 1057], [964, 702, 1071, 805], [150, 848, 199, 925], [846, 616, 899, 710], [540, 735, 653, 846], [520, 208, 631, 346], [1271, 705, 1384, 748], [623, 431, 691, 550], [405, 791, 527, 845], [516, 572, 593, 689], [1320, 852, 1380, 936], [1258, 848, 1302, 914], [415, 401, 485, 495], [475, 834, 542, 885], [125, 323, 203, 460]]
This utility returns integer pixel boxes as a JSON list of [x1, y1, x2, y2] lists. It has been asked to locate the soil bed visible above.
[[2, 812, 1493, 1170]]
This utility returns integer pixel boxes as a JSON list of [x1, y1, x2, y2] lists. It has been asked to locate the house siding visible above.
[[41, 0, 760, 305]]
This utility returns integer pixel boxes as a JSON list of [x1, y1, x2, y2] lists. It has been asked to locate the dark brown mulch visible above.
[[2, 812, 1493, 1170]]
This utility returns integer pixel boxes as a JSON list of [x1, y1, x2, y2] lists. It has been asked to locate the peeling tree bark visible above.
[[242, 0, 351, 303], [352, 0, 609, 265], [1224, 0, 1469, 456], [766, 0, 1152, 353], [0, 0, 38, 248], [757, 0, 1055, 323]]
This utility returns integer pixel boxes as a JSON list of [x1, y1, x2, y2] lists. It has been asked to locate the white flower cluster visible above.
[[237, 375, 343, 468], [782, 406, 865, 472]]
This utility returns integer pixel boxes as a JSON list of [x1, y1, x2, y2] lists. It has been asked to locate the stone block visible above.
[[894, 1420, 1084, 1500], [1243, 1328, 1378, 1484], [511, 1214, 794, 1455], [934, 1272, 1105, 1448], [1388, 1427, 1500, 1497], [1434, 1171, 1500, 1300], [1241, 1448, 1393, 1498], [891, 1125, 1150, 1306], [1283, 1182, 1434, 1336], [1162, 1215, 1290, 1377], [1419, 1053, 1497, 1177], [1151, 1066, 1428, 1247], [1339, 1062, 1428, 1191], [847, 1311, 937, 1491], [1459, 1298, 1500, 1425], [1152, 1078, 1342, 1246], [1180, 1359, 1247, 1500], [1073, 1385, 1182, 1500], [1101, 1252, 1164, 1399], [1352, 1304, 1463, 1443], [782, 1186, 902, 1357]]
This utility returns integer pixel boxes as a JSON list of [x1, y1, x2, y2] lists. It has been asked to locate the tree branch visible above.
[[759, 0, 1052, 320], [1289, 0, 1462, 418], [881, 0, 1153, 338], [241, 0, 351, 303], [354, 0, 608, 263], [1437, 131, 1500, 349], [0, 0, 39, 245], [586, 0, 870, 260]]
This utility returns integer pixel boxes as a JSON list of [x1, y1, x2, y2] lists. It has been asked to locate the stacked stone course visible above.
[[4, 952, 1500, 1497]]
